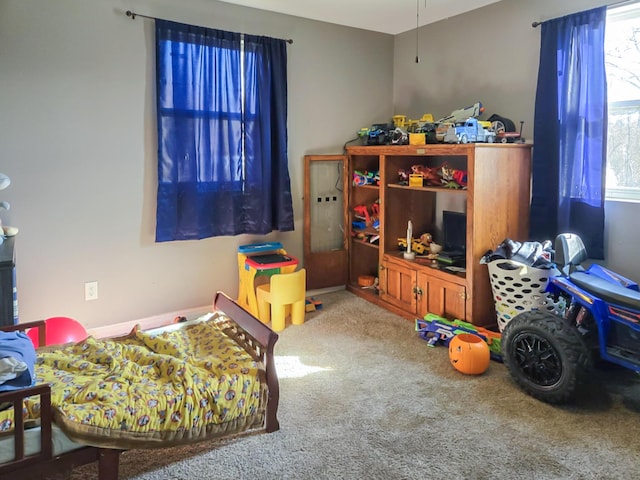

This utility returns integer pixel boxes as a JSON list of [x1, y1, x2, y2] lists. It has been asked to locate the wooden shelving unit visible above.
[[345, 143, 532, 328]]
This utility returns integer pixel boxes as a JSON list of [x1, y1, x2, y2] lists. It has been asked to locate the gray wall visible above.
[[2, 0, 636, 330], [0, 0, 393, 328], [393, 0, 640, 280]]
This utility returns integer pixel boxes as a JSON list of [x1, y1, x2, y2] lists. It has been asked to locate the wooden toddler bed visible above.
[[0, 291, 280, 480]]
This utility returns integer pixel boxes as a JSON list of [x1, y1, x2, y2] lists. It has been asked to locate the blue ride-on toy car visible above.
[[502, 233, 640, 403]]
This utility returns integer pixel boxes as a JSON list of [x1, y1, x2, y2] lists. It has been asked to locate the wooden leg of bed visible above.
[[97, 449, 122, 480]]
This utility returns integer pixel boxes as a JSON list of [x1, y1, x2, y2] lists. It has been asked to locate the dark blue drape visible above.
[[155, 20, 294, 241], [530, 7, 607, 259]]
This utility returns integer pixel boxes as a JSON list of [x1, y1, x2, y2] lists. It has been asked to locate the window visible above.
[[155, 21, 294, 241], [605, 3, 640, 201]]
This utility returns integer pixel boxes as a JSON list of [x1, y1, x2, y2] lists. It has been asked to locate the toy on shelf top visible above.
[[436, 101, 484, 124], [443, 117, 496, 144], [484, 114, 526, 143], [358, 112, 438, 147], [392, 114, 436, 140], [354, 103, 525, 146], [357, 124, 390, 145]]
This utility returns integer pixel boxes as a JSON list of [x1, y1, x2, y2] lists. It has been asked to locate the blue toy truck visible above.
[[501, 233, 640, 403], [443, 117, 496, 144]]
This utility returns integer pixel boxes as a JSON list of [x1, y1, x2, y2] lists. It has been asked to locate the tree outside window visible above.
[[606, 3, 640, 200]]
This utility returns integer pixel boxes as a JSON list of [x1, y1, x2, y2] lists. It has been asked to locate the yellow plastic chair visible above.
[[256, 268, 306, 332]]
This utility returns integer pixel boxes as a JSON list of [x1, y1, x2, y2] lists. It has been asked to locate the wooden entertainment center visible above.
[[345, 143, 532, 328]]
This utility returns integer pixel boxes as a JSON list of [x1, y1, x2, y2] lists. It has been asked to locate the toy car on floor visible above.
[[501, 233, 640, 404]]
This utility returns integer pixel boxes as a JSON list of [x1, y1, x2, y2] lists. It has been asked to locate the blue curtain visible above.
[[530, 7, 607, 259], [155, 20, 294, 241]]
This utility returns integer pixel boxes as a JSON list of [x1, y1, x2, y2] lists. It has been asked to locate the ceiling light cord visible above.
[[415, 0, 420, 63]]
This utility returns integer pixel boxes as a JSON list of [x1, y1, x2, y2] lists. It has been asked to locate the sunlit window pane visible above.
[[605, 4, 640, 200]]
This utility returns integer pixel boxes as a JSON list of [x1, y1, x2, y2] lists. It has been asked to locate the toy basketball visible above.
[[27, 316, 88, 348], [448, 333, 490, 375]]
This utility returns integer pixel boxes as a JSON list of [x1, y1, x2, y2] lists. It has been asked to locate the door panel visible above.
[[380, 259, 417, 313], [304, 155, 349, 290], [418, 271, 466, 320]]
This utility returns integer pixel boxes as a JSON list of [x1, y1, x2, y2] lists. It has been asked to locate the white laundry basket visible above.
[[487, 259, 561, 332]]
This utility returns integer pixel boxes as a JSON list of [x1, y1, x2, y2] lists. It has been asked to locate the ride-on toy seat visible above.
[[554, 233, 587, 275], [556, 233, 640, 311], [501, 233, 640, 404]]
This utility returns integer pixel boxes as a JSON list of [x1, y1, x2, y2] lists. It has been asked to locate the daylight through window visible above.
[[606, 2, 640, 201]]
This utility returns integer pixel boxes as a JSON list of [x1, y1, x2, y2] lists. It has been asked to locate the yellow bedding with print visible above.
[[0, 317, 267, 449]]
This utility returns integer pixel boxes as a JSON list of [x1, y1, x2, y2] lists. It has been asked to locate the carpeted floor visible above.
[[70, 290, 640, 480]]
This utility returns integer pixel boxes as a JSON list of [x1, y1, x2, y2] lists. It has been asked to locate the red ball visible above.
[[27, 316, 88, 348]]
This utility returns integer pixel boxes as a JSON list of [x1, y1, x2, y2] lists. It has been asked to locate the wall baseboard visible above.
[[88, 287, 344, 339], [306, 285, 345, 296], [87, 305, 211, 339]]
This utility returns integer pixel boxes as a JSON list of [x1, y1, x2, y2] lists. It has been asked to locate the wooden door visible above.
[[417, 271, 466, 320], [379, 258, 417, 313], [304, 155, 349, 290]]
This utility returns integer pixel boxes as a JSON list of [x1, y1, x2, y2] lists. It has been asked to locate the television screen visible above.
[[442, 210, 466, 256]]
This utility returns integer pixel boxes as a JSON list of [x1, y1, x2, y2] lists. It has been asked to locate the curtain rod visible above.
[[531, 0, 638, 27], [125, 10, 294, 44]]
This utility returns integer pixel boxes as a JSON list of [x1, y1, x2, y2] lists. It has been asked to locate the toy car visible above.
[[495, 121, 525, 143], [397, 237, 427, 254], [358, 123, 391, 145], [501, 233, 640, 404]]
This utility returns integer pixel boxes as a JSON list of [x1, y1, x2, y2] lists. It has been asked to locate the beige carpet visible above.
[[70, 290, 640, 479]]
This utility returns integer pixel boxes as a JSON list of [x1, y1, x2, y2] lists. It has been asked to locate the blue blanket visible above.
[[0, 330, 36, 391]]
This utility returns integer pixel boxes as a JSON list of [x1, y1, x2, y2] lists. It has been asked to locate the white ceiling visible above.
[[217, 0, 504, 35]]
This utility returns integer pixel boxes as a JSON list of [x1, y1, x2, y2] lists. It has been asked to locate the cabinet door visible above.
[[380, 260, 417, 313], [304, 155, 349, 290], [417, 271, 466, 320]]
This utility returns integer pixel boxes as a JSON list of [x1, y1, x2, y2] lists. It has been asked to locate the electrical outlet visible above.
[[85, 281, 98, 301]]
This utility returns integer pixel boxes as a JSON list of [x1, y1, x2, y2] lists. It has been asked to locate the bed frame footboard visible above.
[[214, 291, 280, 433]]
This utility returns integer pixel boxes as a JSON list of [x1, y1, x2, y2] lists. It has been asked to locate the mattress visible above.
[[0, 423, 83, 464]]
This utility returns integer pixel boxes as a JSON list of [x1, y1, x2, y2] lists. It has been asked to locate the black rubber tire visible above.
[[488, 114, 516, 132], [502, 310, 592, 404], [491, 120, 506, 133]]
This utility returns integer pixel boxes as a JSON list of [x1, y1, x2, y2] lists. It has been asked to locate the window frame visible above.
[[605, 3, 640, 202]]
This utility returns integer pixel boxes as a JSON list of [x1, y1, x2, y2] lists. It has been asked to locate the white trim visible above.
[[307, 285, 345, 296], [87, 305, 211, 339], [605, 187, 640, 202]]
